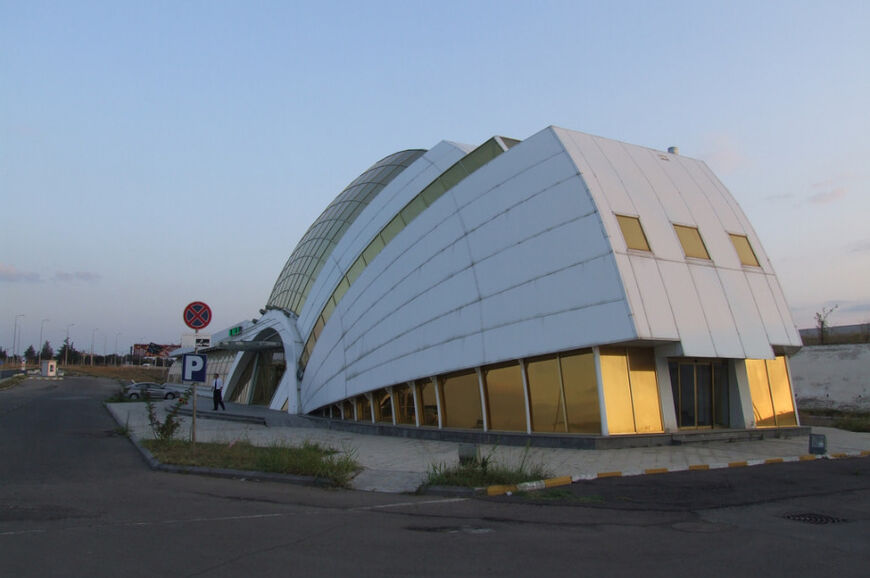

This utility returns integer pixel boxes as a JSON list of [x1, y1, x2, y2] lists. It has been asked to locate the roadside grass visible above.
[[142, 439, 360, 487], [426, 453, 551, 488], [66, 366, 170, 383], [0, 374, 28, 391]]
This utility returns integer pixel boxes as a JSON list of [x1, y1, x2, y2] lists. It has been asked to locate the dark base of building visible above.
[[306, 416, 810, 450]]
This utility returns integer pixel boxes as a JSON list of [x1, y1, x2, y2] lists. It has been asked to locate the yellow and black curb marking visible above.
[[484, 451, 870, 497]]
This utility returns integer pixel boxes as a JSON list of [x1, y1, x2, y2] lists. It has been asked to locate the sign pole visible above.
[[192, 328, 198, 443], [182, 300, 211, 444]]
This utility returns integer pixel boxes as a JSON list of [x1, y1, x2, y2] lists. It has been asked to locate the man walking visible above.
[[212, 373, 226, 411]]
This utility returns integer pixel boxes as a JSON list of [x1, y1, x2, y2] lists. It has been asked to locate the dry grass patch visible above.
[[143, 439, 360, 487]]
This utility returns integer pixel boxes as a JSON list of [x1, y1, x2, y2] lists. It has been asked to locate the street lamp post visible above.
[[38, 318, 50, 367], [13, 314, 25, 365], [90, 328, 98, 367], [65, 323, 75, 366], [114, 332, 121, 366]]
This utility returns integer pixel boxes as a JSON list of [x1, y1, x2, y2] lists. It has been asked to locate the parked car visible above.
[[125, 381, 184, 400]]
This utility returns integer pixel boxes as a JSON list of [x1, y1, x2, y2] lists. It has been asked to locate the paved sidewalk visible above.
[[106, 401, 870, 494]]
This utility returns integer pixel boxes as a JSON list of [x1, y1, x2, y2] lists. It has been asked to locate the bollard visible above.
[[809, 433, 827, 455]]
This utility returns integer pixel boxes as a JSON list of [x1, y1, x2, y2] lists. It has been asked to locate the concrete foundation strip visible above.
[[485, 451, 870, 497]]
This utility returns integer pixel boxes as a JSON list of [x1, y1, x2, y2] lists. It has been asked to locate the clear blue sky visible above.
[[2, 0, 868, 356]]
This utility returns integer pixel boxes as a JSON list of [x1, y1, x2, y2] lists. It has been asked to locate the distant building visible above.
[[170, 126, 802, 437]]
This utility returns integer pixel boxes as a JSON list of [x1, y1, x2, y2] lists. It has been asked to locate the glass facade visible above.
[[745, 357, 797, 427], [668, 359, 730, 428], [393, 384, 415, 425], [439, 370, 483, 429], [483, 362, 527, 432], [600, 348, 663, 434]]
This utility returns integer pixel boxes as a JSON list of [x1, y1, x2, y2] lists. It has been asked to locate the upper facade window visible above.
[[729, 233, 760, 267], [673, 224, 710, 260], [615, 215, 651, 252]]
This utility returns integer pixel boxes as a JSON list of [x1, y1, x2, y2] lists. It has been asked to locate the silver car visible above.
[[125, 382, 183, 400]]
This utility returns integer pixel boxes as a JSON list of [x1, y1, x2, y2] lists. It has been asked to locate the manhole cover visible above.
[[783, 512, 846, 525], [406, 525, 493, 535]]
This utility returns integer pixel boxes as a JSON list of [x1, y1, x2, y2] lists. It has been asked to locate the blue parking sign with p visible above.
[[182, 354, 207, 382]]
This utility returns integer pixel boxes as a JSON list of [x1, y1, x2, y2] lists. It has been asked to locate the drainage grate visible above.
[[783, 512, 846, 525]]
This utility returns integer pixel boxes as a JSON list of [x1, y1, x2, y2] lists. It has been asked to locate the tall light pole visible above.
[[90, 328, 98, 367], [114, 332, 121, 366], [13, 314, 25, 364], [38, 318, 50, 366], [65, 323, 75, 366]]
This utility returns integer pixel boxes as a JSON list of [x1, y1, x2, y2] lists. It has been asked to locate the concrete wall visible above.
[[790, 343, 870, 411]]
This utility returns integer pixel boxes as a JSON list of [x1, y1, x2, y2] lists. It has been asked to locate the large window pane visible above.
[[599, 348, 635, 434], [730, 234, 760, 267], [714, 362, 730, 427], [415, 379, 438, 426], [745, 359, 776, 427], [767, 357, 797, 426], [616, 215, 651, 252], [393, 384, 415, 425], [440, 371, 483, 429], [695, 364, 712, 427], [372, 389, 393, 423], [527, 356, 566, 433], [561, 351, 601, 434], [356, 396, 372, 422], [679, 364, 695, 427], [483, 363, 527, 432], [627, 348, 663, 433], [674, 225, 710, 259]]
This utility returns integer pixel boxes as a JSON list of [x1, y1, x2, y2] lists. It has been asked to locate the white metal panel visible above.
[[624, 254, 680, 339], [472, 214, 610, 299], [457, 151, 580, 232], [451, 127, 567, 216], [718, 269, 774, 359], [623, 146, 694, 226], [679, 159, 742, 233], [746, 271, 791, 346], [556, 129, 636, 216], [593, 138, 683, 261], [479, 253, 624, 334], [657, 260, 717, 357], [689, 265, 745, 358], [766, 275, 802, 345], [464, 176, 596, 266]]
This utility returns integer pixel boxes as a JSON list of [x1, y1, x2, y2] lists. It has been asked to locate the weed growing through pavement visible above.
[[426, 444, 551, 488]]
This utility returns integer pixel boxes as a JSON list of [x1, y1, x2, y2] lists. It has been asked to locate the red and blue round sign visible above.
[[183, 301, 212, 330]]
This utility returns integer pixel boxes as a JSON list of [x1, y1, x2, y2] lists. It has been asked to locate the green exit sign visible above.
[[229, 326, 242, 337]]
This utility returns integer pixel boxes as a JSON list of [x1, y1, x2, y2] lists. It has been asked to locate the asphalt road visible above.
[[1, 377, 868, 577]]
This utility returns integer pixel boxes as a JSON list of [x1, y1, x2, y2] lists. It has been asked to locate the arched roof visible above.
[[267, 149, 425, 314]]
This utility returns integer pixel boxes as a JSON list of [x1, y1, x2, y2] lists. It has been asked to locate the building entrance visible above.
[[668, 360, 730, 429]]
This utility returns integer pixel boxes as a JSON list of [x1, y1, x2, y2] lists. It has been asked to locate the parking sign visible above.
[[182, 353, 207, 382]]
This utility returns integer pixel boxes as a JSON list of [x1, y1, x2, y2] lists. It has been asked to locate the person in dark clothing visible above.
[[212, 373, 226, 411]]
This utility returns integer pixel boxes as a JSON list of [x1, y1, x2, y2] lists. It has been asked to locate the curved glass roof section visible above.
[[267, 149, 426, 314]]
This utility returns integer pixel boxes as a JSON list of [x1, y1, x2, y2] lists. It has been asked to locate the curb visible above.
[[485, 451, 870, 496]]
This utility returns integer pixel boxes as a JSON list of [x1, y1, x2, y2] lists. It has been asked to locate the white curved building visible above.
[[188, 125, 803, 438]]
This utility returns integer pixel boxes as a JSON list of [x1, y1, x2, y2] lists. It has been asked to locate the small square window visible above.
[[674, 225, 710, 259], [616, 215, 651, 252], [729, 234, 760, 267]]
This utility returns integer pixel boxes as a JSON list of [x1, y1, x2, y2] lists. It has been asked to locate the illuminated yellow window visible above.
[[483, 363, 527, 432], [439, 371, 483, 429], [729, 234, 760, 267], [616, 215, 651, 252], [674, 225, 710, 259]]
